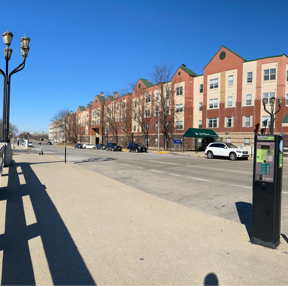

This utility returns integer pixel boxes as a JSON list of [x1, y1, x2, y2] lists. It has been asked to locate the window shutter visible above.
[[250, 116, 253, 127], [206, 118, 208, 128], [224, 117, 227, 128], [232, 116, 234, 128], [217, 118, 219, 128], [242, 116, 245, 127]]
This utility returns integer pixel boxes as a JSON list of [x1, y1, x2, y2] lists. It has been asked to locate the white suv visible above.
[[205, 142, 249, 160]]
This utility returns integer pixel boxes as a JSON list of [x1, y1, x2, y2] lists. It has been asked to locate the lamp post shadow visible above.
[[0, 162, 96, 285]]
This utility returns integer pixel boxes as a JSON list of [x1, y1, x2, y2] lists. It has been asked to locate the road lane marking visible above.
[[149, 160, 179, 165], [187, 177, 209, 182], [169, 173, 181, 177], [231, 184, 251, 189], [150, 169, 162, 173]]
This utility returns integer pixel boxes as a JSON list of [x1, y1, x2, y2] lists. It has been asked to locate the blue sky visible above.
[[1, 0, 288, 134]]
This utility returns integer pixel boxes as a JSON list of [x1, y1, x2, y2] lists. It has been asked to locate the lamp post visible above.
[[262, 97, 282, 135], [0, 31, 30, 142]]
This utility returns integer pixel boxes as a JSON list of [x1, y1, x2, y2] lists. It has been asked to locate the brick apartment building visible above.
[[56, 46, 288, 150]]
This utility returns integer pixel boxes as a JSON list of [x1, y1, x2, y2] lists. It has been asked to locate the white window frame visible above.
[[145, 95, 151, 103], [244, 138, 250, 145], [210, 78, 218, 89], [245, 116, 250, 127], [145, 109, 150, 117], [264, 68, 276, 81], [155, 92, 159, 101], [208, 118, 217, 128], [263, 92, 275, 104], [199, 102, 203, 111], [286, 94, 288, 106], [247, 72, 253, 83], [262, 116, 271, 128], [226, 117, 232, 127], [246, 94, 252, 105], [228, 75, 233, 86], [176, 104, 183, 112], [199, 120, 202, 129], [199, 84, 203, 93], [227, 96, 233, 107], [176, 121, 183, 129], [209, 98, 218, 109], [176, 86, 183, 95]]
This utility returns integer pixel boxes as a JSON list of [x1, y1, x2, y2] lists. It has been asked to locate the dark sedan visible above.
[[47, 141, 52, 145], [106, 143, 122, 151], [74, 143, 83, 149], [96, 143, 106, 150], [127, 143, 147, 153]]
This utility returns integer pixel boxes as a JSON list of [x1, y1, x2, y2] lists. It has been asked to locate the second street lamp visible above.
[[0, 31, 30, 142], [262, 96, 282, 135]]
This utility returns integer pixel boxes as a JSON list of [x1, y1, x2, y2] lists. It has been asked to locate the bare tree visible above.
[[150, 63, 175, 150], [130, 81, 152, 145]]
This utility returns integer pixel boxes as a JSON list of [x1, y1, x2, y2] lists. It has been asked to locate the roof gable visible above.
[[78, 106, 85, 112]]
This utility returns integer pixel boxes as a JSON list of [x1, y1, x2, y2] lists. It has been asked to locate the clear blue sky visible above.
[[1, 0, 288, 134]]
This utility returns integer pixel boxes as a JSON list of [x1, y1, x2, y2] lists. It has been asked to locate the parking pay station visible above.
[[251, 134, 283, 248]]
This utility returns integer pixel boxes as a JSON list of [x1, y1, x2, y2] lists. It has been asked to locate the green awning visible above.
[[282, 112, 288, 123], [183, 128, 218, 138]]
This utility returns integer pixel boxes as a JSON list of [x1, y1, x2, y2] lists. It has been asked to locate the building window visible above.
[[176, 104, 183, 112], [226, 138, 231, 143], [227, 96, 233, 107], [117, 104, 119, 110], [264, 68, 276, 81], [176, 121, 183, 129], [210, 78, 218, 89], [106, 107, 109, 112], [166, 106, 169, 114], [166, 90, 170, 99], [97, 109, 100, 116], [155, 92, 159, 101], [286, 94, 288, 106], [209, 98, 218, 109], [133, 126, 136, 132], [92, 111, 95, 117], [246, 94, 252, 105], [245, 116, 250, 127], [145, 124, 149, 131], [134, 113, 136, 120], [208, 118, 217, 128], [145, 95, 151, 103], [263, 92, 275, 104], [121, 114, 125, 121], [262, 116, 271, 128], [244, 138, 250, 145], [155, 122, 158, 131], [247, 72, 253, 83], [96, 119, 100, 125], [227, 117, 232, 127], [145, 109, 150, 117], [199, 120, 202, 129], [199, 102, 203, 111], [122, 102, 126, 109], [155, 107, 160, 116], [176, 86, 183, 95], [105, 127, 108, 133], [199, 84, 203, 93], [145, 137, 149, 145], [228, 75, 233, 86], [287, 71, 288, 81]]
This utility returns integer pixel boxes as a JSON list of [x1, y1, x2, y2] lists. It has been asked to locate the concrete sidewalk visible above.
[[1, 152, 288, 285]]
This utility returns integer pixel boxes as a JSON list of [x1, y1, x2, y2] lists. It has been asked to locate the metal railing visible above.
[[0, 144, 6, 175]]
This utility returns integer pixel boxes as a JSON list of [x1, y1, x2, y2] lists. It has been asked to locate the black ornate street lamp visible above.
[[0, 31, 30, 142], [262, 96, 282, 135]]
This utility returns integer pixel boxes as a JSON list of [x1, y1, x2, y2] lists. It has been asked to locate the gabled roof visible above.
[[139, 78, 153, 88], [204, 46, 247, 69], [78, 106, 85, 111], [87, 103, 92, 109], [179, 66, 198, 77], [96, 95, 105, 104], [107, 96, 114, 102]]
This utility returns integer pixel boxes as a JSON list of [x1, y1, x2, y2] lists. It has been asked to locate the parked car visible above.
[[96, 143, 106, 150], [127, 143, 147, 153], [28, 142, 33, 147], [47, 141, 52, 145], [83, 143, 96, 149], [106, 143, 122, 151], [74, 143, 83, 149], [205, 142, 249, 161]]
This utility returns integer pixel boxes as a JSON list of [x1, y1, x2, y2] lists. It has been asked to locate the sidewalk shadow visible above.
[[235, 201, 252, 238], [0, 162, 96, 285]]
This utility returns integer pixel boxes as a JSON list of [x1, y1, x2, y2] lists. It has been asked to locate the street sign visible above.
[[174, 139, 182, 144]]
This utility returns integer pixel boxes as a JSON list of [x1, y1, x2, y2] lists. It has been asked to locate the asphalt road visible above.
[[19, 141, 288, 235]]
